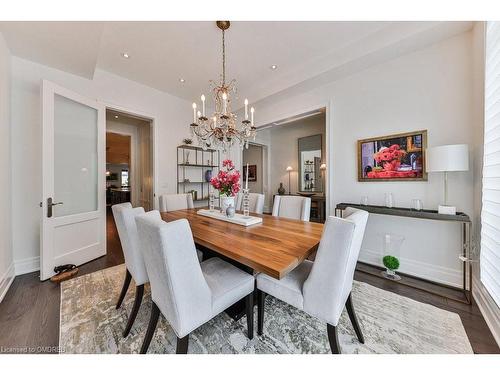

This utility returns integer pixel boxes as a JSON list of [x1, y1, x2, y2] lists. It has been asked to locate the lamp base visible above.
[[438, 205, 456, 215]]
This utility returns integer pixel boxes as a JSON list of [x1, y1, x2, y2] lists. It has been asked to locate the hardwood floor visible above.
[[0, 210, 498, 354]]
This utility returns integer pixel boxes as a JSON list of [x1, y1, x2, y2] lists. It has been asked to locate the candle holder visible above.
[[242, 188, 250, 217], [209, 191, 215, 211]]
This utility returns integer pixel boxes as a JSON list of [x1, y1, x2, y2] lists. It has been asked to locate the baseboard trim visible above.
[[473, 273, 500, 347], [14, 256, 40, 276], [0, 262, 15, 303], [359, 248, 462, 288]]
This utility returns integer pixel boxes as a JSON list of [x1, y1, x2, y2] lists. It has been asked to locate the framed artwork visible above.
[[357, 130, 428, 181], [243, 164, 257, 182]]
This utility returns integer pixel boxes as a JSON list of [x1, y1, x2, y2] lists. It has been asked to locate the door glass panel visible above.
[[54, 94, 98, 217]]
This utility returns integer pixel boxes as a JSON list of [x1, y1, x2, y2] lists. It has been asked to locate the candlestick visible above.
[[222, 92, 227, 114], [250, 107, 255, 126], [192, 102, 197, 123], [244, 99, 249, 120], [201, 94, 206, 117], [245, 163, 249, 190]]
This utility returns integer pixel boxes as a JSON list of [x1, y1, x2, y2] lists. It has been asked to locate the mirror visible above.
[[298, 134, 323, 192]]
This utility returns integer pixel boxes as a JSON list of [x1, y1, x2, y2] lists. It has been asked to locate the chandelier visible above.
[[189, 21, 256, 152]]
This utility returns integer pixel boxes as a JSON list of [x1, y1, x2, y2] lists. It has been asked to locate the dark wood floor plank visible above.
[[0, 208, 497, 354]]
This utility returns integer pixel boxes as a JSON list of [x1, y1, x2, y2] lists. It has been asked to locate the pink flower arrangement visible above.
[[210, 159, 241, 196]]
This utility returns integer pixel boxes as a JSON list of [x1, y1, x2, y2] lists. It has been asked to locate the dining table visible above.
[[161, 208, 324, 319]]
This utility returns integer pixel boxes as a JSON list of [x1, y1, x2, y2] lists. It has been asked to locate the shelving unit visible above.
[[177, 145, 220, 205]]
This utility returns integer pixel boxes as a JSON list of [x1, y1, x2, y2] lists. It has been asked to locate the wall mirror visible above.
[[298, 134, 323, 192]]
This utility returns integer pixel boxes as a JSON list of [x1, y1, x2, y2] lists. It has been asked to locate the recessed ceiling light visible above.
[[270, 64, 278, 70], [179, 78, 186, 83], [114, 115, 119, 119], [121, 52, 130, 59]]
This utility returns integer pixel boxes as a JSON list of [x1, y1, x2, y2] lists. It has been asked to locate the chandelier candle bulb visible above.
[[222, 92, 227, 114], [244, 99, 249, 120], [201, 94, 206, 117], [251, 107, 255, 126], [192, 103, 197, 123]]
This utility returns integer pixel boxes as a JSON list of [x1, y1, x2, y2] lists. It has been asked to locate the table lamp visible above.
[[286, 166, 293, 195], [426, 144, 469, 215]]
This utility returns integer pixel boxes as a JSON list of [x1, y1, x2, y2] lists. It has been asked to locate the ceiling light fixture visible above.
[[270, 64, 278, 70], [114, 115, 119, 119], [179, 78, 185, 83], [121, 52, 130, 59], [189, 21, 256, 152]]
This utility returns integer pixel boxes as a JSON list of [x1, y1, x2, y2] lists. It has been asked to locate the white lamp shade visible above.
[[426, 144, 469, 172], [286, 166, 293, 172]]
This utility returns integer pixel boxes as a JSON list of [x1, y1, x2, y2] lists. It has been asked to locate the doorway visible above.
[[106, 110, 153, 211]]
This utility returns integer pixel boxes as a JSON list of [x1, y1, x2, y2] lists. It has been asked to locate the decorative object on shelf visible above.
[[183, 178, 190, 183], [426, 144, 469, 215], [242, 188, 250, 217], [360, 196, 369, 206], [226, 204, 235, 218], [358, 130, 427, 181], [204, 169, 213, 182], [277, 183, 285, 195], [286, 166, 293, 195], [412, 199, 423, 211], [381, 233, 404, 281], [188, 21, 256, 152], [185, 151, 191, 164], [242, 164, 257, 182], [210, 159, 240, 213], [385, 192, 394, 208], [182, 138, 193, 145]]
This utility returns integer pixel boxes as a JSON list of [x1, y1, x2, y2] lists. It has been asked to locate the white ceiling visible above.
[[0, 21, 473, 106]]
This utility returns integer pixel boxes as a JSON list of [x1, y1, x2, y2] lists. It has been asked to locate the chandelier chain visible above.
[[222, 29, 226, 86]]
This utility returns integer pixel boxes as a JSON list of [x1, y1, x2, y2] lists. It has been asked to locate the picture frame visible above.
[[357, 130, 428, 182], [243, 164, 257, 182]]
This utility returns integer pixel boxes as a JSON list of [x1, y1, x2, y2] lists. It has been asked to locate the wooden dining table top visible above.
[[161, 209, 324, 279]]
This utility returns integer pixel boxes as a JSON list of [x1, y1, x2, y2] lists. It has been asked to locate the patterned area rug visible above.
[[59, 264, 473, 354]]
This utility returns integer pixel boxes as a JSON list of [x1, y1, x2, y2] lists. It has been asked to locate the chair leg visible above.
[[345, 292, 365, 344], [327, 324, 341, 354], [123, 284, 144, 338], [176, 335, 189, 354], [116, 269, 132, 309], [245, 292, 254, 340], [257, 290, 266, 335], [140, 302, 160, 354]]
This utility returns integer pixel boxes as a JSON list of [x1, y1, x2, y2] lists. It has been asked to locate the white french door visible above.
[[40, 80, 106, 280]]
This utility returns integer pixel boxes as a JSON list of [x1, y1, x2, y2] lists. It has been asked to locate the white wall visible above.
[[10, 57, 192, 272], [236, 31, 480, 287], [0, 33, 14, 301]]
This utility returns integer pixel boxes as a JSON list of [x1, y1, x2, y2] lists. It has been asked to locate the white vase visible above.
[[220, 196, 235, 214]]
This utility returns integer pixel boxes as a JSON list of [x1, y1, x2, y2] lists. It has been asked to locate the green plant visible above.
[[383, 255, 400, 270]]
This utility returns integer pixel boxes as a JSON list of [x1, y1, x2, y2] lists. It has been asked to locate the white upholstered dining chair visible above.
[[159, 193, 194, 212], [272, 195, 311, 221], [135, 211, 255, 354], [256, 207, 369, 354], [112, 202, 149, 338], [235, 192, 265, 214]]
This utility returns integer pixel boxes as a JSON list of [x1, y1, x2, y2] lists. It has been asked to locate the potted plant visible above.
[[381, 233, 404, 280], [210, 159, 241, 214]]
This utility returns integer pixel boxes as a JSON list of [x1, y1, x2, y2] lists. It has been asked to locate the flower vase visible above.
[[220, 196, 235, 214]]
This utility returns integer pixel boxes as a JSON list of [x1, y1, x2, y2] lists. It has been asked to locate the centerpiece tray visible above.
[[197, 209, 263, 227]]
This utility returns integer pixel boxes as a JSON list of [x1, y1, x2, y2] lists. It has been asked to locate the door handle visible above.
[[47, 197, 63, 218]]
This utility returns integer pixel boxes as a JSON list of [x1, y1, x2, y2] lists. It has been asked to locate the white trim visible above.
[[0, 262, 15, 303], [14, 256, 40, 276], [473, 271, 500, 346], [359, 248, 462, 288]]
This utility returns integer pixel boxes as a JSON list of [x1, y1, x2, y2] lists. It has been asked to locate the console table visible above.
[[335, 203, 472, 304]]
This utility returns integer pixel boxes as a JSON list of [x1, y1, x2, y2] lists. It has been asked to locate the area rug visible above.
[[59, 264, 473, 354]]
